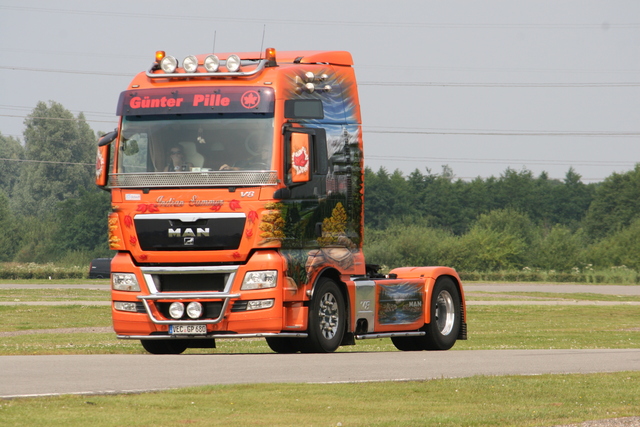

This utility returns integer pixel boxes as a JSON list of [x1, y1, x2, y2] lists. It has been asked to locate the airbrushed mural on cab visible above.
[[273, 66, 364, 286]]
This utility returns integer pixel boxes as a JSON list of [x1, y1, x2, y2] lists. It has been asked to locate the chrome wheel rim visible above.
[[435, 290, 455, 336], [318, 292, 339, 340]]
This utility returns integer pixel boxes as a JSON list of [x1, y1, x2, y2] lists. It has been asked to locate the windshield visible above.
[[118, 114, 274, 174]]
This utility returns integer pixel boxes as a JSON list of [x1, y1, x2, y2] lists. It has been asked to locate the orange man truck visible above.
[[96, 48, 467, 354]]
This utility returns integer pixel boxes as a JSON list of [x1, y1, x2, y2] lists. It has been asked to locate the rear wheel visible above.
[[140, 339, 189, 355], [391, 277, 461, 351], [301, 278, 345, 353]]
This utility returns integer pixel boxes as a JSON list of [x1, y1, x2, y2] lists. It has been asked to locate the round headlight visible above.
[[160, 55, 178, 73], [169, 302, 185, 319], [204, 55, 220, 72], [183, 55, 198, 73], [226, 54, 241, 72], [186, 302, 203, 319]]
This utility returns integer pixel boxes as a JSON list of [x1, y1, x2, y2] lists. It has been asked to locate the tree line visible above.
[[0, 102, 110, 265], [363, 164, 640, 272], [1, 101, 640, 272]]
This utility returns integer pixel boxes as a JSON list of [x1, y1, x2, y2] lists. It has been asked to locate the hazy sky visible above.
[[1, 1, 638, 181]]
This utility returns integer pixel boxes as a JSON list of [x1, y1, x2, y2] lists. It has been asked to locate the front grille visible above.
[[109, 171, 278, 188], [135, 214, 245, 251], [156, 273, 227, 292], [231, 301, 248, 312]]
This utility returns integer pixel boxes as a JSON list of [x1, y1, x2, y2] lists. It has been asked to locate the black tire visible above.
[[423, 277, 461, 350], [265, 337, 301, 354], [300, 278, 346, 353], [390, 336, 422, 351], [140, 339, 189, 355], [391, 277, 461, 352]]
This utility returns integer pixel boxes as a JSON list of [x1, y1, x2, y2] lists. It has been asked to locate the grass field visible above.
[[0, 282, 638, 426], [1, 373, 638, 426]]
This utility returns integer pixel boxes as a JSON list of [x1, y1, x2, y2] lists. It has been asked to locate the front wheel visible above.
[[265, 337, 301, 354], [140, 339, 189, 355], [300, 278, 346, 353]]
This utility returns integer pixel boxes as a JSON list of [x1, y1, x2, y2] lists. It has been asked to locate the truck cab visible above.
[[97, 48, 466, 354]]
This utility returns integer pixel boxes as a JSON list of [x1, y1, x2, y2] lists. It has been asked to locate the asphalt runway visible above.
[[1, 282, 638, 398], [1, 349, 639, 399]]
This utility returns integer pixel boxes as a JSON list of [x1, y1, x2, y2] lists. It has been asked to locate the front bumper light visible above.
[[247, 299, 275, 311], [241, 270, 277, 290], [112, 273, 141, 292], [114, 301, 137, 312]]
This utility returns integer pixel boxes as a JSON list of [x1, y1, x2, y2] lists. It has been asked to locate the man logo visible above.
[[184, 237, 195, 246], [167, 227, 209, 241]]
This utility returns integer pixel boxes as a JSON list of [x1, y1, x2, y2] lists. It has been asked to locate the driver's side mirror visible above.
[[98, 128, 118, 147]]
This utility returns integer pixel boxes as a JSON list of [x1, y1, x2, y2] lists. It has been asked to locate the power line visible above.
[[3, 64, 639, 87], [2, 5, 639, 29], [366, 128, 640, 137], [0, 114, 117, 124], [365, 154, 635, 168], [2, 110, 636, 138], [361, 81, 640, 87], [0, 157, 93, 167], [0, 65, 131, 77]]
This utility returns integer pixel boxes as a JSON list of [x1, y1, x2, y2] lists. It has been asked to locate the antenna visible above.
[[259, 25, 266, 58], [212, 31, 217, 54]]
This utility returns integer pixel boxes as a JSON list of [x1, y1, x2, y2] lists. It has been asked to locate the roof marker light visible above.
[[183, 55, 198, 73], [265, 47, 277, 67], [155, 51, 166, 62]]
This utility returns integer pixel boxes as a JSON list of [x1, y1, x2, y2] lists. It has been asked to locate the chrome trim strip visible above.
[[146, 59, 267, 79], [109, 171, 278, 188], [140, 292, 241, 300], [135, 213, 245, 222], [117, 332, 309, 340], [141, 265, 238, 294], [355, 331, 426, 340]]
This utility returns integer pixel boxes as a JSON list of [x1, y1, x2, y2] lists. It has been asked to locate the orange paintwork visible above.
[[102, 48, 465, 346]]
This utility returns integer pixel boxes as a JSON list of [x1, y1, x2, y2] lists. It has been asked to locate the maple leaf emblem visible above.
[[292, 146, 309, 175], [229, 200, 241, 211], [294, 152, 308, 167], [241, 90, 260, 109]]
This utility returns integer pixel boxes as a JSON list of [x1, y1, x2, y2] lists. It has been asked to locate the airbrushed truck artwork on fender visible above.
[[96, 48, 467, 354]]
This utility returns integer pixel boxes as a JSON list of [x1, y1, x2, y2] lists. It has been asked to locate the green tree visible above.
[[586, 217, 640, 269], [11, 101, 96, 217], [0, 133, 25, 196], [583, 165, 640, 240], [549, 168, 594, 229], [458, 209, 536, 271], [0, 190, 20, 261], [53, 189, 111, 253], [532, 225, 585, 271]]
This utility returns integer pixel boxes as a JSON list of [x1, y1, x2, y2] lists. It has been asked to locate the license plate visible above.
[[169, 324, 207, 335]]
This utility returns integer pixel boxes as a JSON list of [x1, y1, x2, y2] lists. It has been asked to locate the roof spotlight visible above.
[[226, 54, 241, 72], [204, 55, 220, 72], [183, 55, 198, 73], [160, 55, 178, 73]]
